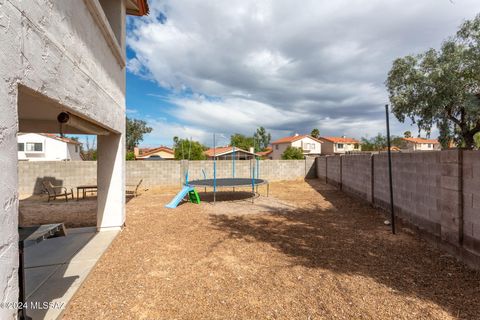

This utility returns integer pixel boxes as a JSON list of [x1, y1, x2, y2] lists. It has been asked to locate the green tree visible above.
[[230, 134, 254, 151], [360, 134, 406, 151], [281, 146, 304, 159], [310, 128, 320, 139], [173, 138, 207, 160], [253, 127, 271, 151], [475, 132, 480, 149], [126, 151, 136, 160], [403, 131, 412, 138], [126, 117, 152, 151], [386, 14, 480, 149]]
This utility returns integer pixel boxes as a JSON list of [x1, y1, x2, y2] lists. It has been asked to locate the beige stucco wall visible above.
[[271, 137, 322, 160], [0, 0, 127, 315]]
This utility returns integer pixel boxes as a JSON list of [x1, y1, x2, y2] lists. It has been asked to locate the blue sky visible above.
[[122, 0, 479, 148]]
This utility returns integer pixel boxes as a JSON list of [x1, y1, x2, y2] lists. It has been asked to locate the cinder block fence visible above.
[[316, 150, 480, 265], [18, 158, 317, 195]]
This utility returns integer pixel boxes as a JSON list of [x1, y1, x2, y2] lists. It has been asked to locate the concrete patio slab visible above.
[[24, 227, 119, 320]]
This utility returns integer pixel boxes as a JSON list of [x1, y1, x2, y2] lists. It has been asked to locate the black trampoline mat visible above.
[[188, 178, 268, 188]]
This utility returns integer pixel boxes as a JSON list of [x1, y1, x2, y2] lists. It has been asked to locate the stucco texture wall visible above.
[[1, 0, 127, 312]]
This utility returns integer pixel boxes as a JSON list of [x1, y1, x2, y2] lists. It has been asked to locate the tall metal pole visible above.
[[385, 104, 396, 234]]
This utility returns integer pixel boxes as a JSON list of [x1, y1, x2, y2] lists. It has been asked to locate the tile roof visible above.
[[320, 136, 359, 144], [271, 135, 323, 144], [39, 133, 81, 145], [127, 0, 149, 16], [402, 137, 439, 144], [257, 147, 273, 156], [204, 146, 255, 157], [138, 146, 174, 157]]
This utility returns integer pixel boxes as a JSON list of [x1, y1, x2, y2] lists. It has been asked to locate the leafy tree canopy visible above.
[[281, 146, 304, 160], [404, 131, 412, 138], [230, 134, 254, 151], [386, 14, 480, 149], [253, 127, 272, 151], [173, 137, 208, 160], [126, 117, 153, 151], [360, 134, 407, 151], [310, 128, 320, 139]]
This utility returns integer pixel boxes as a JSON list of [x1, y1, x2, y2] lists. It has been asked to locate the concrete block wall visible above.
[[373, 152, 442, 236], [463, 151, 480, 254], [315, 150, 480, 262], [326, 156, 341, 187], [19, 161, 97, 195], [19, 159, 317, 194], [126, 161, 182, 186], [342, 154, 373, 202], [316, 156, 327, 181]]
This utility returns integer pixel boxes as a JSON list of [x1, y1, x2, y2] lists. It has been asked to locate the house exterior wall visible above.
[[18, 133, 81, 161], [1, 0, 127, 314], [271, 137, 321, 160], [321, 141, 360, 154], [405, 141, 439, 151], [271, 143, 290, 160]]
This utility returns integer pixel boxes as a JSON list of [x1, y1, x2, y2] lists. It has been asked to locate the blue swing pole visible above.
[[232, 144, 236, 178], [213, 133, 217, 204]]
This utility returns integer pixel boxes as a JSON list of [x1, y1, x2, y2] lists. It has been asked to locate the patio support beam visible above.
[[97, 132, 125, 230]]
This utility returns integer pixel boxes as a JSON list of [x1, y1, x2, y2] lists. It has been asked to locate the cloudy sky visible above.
[[125, 0, 479, 147]]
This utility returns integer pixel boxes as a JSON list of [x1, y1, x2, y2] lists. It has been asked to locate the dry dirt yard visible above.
[[64, 180, 480, 319], [20, 194, 97, 228]]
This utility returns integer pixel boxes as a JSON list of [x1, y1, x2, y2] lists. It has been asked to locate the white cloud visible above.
[[128, 0, 479, 142]]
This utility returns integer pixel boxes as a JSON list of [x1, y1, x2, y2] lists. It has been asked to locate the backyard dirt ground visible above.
[[20, 194, 97, 228], [64, 180, 480, 319]]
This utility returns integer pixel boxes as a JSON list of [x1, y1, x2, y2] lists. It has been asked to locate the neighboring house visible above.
[[18, 133, 82, 161], [319, 136, 361, 155], [401, 137, 440, 151], [0, 0, 148, 314], [205, 146, 257, 160], [257, 147, 273, 159], [270, 134, 323, 160], [135, 146, 175, 160]]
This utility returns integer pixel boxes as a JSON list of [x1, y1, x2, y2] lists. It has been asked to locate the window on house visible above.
[[337, 143, 344, 149], [75, 145, 79, 153], [428, 144, 432, 148], [26, 142, 43, 152], [275, 145, 279, 150], [18, 143, 24, 151], [354, 143, 359, 149]]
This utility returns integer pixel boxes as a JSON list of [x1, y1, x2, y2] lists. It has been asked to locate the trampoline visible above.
[[189, 178, 269, 203], [165, 134, 270, 208]]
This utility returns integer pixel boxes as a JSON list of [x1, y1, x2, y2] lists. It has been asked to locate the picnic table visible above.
[[76, 185, 97, 200], [18, 224, 67, 320]]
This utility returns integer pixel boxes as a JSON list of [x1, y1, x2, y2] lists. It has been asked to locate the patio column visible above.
[[97, 133, 125, 230]]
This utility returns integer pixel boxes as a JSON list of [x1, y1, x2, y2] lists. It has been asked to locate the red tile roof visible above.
[[127, 0, 149, 16], [204, 146, 255, 157], [139, 146, 174, 157], [257, 147, 273, 156], [402, 137, 439, 144], [271, 135, 323, 144], [40, 133, 81, 145], [320, 136, 359, 144]]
